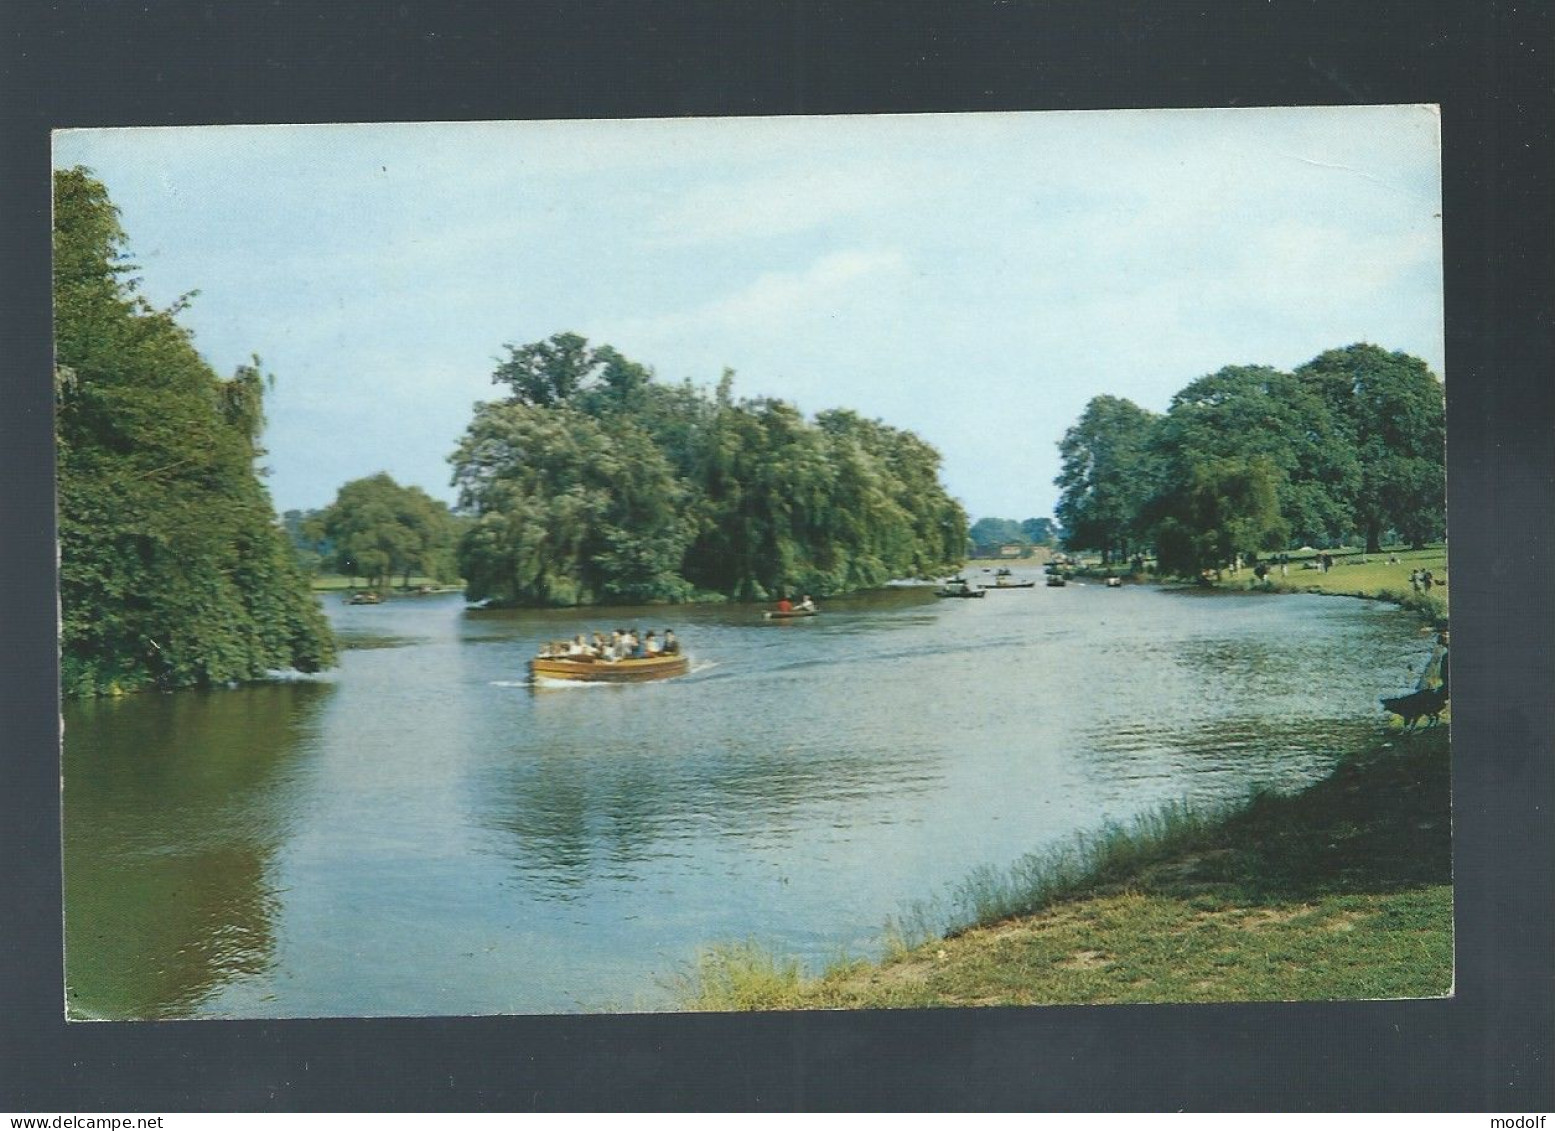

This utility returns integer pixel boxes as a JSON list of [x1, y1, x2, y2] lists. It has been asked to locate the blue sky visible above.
[[53, 107, 1443, 521]]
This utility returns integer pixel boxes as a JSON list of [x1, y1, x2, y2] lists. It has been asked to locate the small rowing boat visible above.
[[979, 572, 1036, 589], [529, 653, 689, 683], [936, 578, 986, 598], [764, 608, 819, 619]]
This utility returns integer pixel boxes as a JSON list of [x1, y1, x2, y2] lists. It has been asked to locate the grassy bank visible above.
[[1189, 546, 1447, 622], [1073, 545, 1449, 627], [673, 725, 1451, 1010], [1259, 547, 1448, 628], [309, 573, 464, 593]]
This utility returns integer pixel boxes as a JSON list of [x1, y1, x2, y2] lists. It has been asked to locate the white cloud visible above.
[[602, 248, 908, 350], [646, 165, 905, 246]]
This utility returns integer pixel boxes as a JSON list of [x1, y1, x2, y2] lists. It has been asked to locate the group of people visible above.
[[537, 628, 680, 661], [1409, 568, 1439, 592]]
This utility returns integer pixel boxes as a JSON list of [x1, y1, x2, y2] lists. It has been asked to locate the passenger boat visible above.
[[1045, 573, 1067, 588], [529, 652, 689, 683]]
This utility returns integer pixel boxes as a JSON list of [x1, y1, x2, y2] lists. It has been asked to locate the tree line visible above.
[[285, 474, 464, 590], [54, 168, 969, 697], [1054, 348, 1446, 573], [54, 168, 336, 696], [967, 516, 1060, 557], [447, 333, 968, 606]]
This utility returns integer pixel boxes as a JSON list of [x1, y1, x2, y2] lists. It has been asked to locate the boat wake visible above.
[[517, 675, 618, 690]]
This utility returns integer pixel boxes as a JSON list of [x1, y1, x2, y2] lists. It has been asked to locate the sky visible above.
[[53, 107, 1444, 522]]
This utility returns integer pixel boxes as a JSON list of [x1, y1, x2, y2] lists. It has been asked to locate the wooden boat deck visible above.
[[529, 653, 689, 683]]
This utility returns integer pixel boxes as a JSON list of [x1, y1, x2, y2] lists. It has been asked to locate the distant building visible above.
[[998, 543, 1025, 559]]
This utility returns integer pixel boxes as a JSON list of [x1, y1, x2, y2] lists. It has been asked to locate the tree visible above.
[[1148, 366, 1358, 554], [1296, 344, 1446, 552], [1055, 395, 1160, 563], [1150, 456, 1289, 575], [450, 337, 967, 606], [491, 331, 600, 407], [451, 403, 696, 606], [54, 167, 335, 696], [313, 473, 459, 589], [968, 517, 1026, 555], [1020, 517, 1059, 546], [281, 508, 327, 575]]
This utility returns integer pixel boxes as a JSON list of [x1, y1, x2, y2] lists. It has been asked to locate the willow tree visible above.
[[451, 334, 967, 607], [54, 167, 335, 695], [451, 402, 696, 606]]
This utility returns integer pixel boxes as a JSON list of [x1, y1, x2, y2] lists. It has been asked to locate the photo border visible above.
[[3, 0, 1550, 1112]]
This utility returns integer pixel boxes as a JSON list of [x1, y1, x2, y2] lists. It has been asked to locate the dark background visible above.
[[3, 0, 1550, 1112]]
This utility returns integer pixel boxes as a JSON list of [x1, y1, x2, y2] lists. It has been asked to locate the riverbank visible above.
[[1257, 547, 1448, 628], [1075, 545, 1449, 627], [674, 724, 1452, 1009], [310, 573, 464, 593]]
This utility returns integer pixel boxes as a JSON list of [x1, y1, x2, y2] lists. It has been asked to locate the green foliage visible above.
[[1055, 395, 1160, 563], [1296, 344, 1445, 551], [968, 516, 1026, 555], [1150, 456, 1289, 576], [54, 168, 336, 696], [1020, 516, 1059, 546], [1054, 347, 1443, 576], [313, 472, 460, 588], [452, 402, 697, 606], [1151, 366, 1357, 558], [451, 338, 968, 607]]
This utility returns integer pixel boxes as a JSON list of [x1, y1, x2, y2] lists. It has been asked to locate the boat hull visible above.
[[764, 609, 819, 619], [978, 581, 1036, 589], [529, 654, 689, 683]]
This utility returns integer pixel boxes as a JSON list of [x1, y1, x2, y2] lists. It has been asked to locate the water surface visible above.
[[63, 573, 1436, 1017]]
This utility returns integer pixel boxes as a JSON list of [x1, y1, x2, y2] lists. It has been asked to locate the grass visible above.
[[672, 725, 1452, 1010], [1260, 545, 1447, 605]]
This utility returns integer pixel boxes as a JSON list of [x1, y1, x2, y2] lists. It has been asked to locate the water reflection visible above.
[[471, 731, 939, 899], [62, 682, 333, 1018]]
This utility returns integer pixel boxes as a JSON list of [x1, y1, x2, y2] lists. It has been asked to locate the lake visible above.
[[62, 571, 1435, 1018]]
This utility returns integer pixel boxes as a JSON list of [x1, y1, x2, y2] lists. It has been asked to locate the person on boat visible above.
[[566, 634, 590, 656], [661, 629, 680, 655], [776, 596, 793, 614], [643, 631, 661, 655], [796, 595, 816, 612], [627, 629, 645, 658]]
